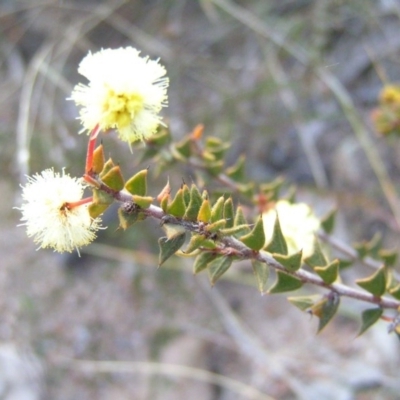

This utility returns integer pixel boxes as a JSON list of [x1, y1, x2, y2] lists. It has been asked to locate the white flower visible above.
[[263, 200, 320, 258], [70, 47, 169, 144], [17, 169, 102, 253]]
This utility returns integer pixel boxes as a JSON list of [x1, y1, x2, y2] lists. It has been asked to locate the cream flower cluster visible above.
[[18, 169, 102, 253], [263, 200, 320, 258], [71, 47, 169, 144]]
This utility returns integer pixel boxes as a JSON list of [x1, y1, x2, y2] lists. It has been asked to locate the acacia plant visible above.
[[17, 47, 400, 336]]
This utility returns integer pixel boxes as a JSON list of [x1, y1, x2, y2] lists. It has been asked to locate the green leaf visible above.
[[118, 206, 144, 230], [205, 219, 226, 233], [220, 224, 252, 237], [101, 165, 125, 191], [354, 242, 368, 259], [132, 195, 153, 209], [379, 249, 398, 267], [198, 199, 212, 223], [303, 239, 328, 268], [356, 266, 387, 297], [389, 283, 400, 300], [252, 260, 269, 293], [182, 184, 191, 207], [264, 214, 288, 255], [208, 256, 233, 286], [92, 144, 105, 174], [268, 271, 303, 294], [239, 215, 265, 251], [172, 136, 192, 160], [204, 159, 224, 176], [358, 308, 383, 336], [204, 137, 230, 160], [168, 189, 186, 218], [88, 203, 110, 219], [316, 294, 340, 333], [338, 259, 353, 269], [162, 223, 186, 240], [185, 234, 216, 254], [125, 169, 148, 196], [158, 233, 186, 266], [234, 206, 249, 228], [99, 158, 115, 178], [184, 184, 203, 221], [314, 259, 340, 284], [193, 252, 218, 274], [211, 196, 225, 223], [223, 198, 234, 228], [288, 295, 320, 311], [92, 187, 114, 206], [321, 209, 336, 234], [225, 155, 246, 181], [273, 251, 303, 272]]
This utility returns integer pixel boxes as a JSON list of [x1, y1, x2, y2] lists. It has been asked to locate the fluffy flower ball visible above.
[[70, 47, 169, 144], [263, 200, 320, 258], [18, 169, 102, 253]]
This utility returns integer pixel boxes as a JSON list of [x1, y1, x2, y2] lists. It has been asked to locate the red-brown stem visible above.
[[83, 174, 101, 188], [85, 124, 100, 174], [64, 196, 93, 210]]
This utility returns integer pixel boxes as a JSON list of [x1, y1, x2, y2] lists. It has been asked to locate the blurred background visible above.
[[3, 0, 400, 399]]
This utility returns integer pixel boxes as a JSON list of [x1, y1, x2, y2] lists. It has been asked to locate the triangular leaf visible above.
[[132, 195, 153, 209], [358, 308, 383, 336], [118, 206, 144, 230], [379, 249, 398, 267], [233, 206, 250, 235], [288, 295, 320, 311], [172, 136, 193, 160], [268, 271, 303, 294], [158, 233, 186, 266], [211, 196, 225, 223], [184, 184, 203, 221], [321, 209, 336, 234], [193, 251, 218, 274], [205, 219, 226, 233], [198, 199, 212, 223], [168, 189, 186, 218], [92, 188, 114, 206], [99, 158, 115, 178], [92, 144, 105, 174], [182, 184, 191, 206], [273, 250, 303, 272], [252, 260, 269, 293], [185, 234, 216, 254], [88, 203, 110, 219], [162, 223, 186, 240], [223, 198, 235, 229], [225, 155, 246, 181], [239, 215, 265, 251], [208, 256, 233, 286], [338, 259, 353, 269], [264, 213, 288, 255], [101, 165, 125, 191], [304, 239, 328, 268], [220, 224, 251, 237], [389, 283, 400, 300], [356, 266, 387, 297], [125, 169, 148, 196], [314, 259, 340, 284], [316, 294, 340, 333]]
